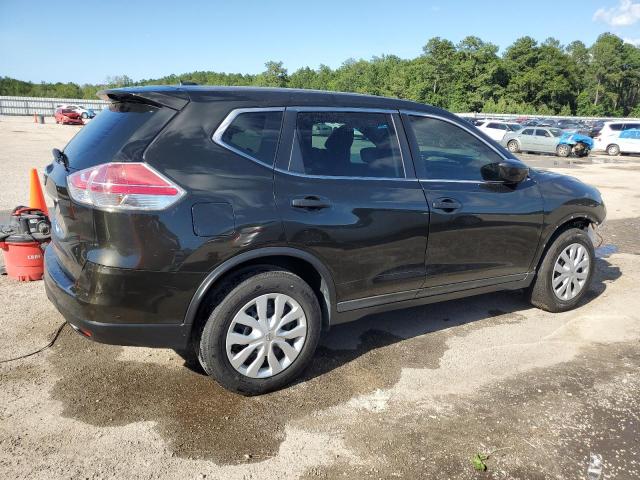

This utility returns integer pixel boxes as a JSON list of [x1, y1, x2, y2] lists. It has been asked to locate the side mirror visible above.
[[481, 160, 529, 184]]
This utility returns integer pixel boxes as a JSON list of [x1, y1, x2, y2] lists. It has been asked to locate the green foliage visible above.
[[2, 33, 640, 116], [472, 453, 488, 471]]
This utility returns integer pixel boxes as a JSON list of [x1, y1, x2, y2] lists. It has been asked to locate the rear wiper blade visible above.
[[52, 148, 69, 170]]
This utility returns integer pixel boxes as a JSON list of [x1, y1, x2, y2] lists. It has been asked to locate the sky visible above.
[[1, 0, 639, 85]]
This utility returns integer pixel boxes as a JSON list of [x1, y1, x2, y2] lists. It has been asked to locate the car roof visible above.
[[99, 85, 456, 119]]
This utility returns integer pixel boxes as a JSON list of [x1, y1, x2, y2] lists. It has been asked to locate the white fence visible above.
[[0, 96, 109, 116], [458, 112, 640, 122]]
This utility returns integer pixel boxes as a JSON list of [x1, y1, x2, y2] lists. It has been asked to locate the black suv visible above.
[[44, 86, 606, 394]]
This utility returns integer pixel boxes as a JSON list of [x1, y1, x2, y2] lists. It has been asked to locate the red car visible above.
[[54, 108, 84, 125]]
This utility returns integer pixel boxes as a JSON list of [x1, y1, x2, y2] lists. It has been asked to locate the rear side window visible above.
[[289, 111, 404, 178], [609, 123, 623, 131], [217, 110, 283, 165], [408, 115, 503, 181], [63, 102, 175, 170], [624, 123, 640, 130]]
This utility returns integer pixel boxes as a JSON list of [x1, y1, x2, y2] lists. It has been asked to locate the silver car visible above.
[[502, 127, 565, 154]]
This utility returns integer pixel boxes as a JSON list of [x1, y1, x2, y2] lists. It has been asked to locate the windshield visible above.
[[507, 123, 522, 131], [549, 128, 563, 137]]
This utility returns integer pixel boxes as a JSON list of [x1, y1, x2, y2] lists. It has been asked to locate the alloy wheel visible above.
[[225, 293, 307, 379], [552, 243, 590, 301]]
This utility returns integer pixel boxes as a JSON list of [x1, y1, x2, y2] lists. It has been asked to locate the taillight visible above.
[[67, 162, 185, 210]]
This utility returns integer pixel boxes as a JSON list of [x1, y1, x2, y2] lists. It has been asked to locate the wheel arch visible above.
[[184, 247, 336, 334], [532, 214, 598, 274]]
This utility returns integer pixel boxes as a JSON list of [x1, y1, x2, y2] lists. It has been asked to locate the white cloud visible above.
[[623, 37, 640, 46], [593, 0, 640, 26]]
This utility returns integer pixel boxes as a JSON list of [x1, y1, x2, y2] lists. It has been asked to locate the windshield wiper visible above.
[[52, 148, 69, 171]]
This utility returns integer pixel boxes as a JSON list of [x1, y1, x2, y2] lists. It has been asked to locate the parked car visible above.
[[502, 127, 564, 154], [44, 86, 605, 394], [54, 108, 84, 125], [476, 121, 522, 142], [593, 121, 640, 142], [595, 129, 640, 155], [56, 104, 97, 119]]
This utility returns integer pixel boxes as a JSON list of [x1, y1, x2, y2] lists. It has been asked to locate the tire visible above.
[[556, 144, 571, 158], [507, 140, 520, 153], [607, 144, 620, 156], [81, 112, 88, 119], [198, 270, 321, 395], [527, 228, 595, 313]]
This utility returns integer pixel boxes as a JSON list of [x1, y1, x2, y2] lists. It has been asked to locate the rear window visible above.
[[63, 102, 174, 170]]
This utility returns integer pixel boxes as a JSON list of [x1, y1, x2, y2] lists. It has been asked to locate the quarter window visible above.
[[289, 111, 404, 178], [218, 110, 283, 165], [407, 115, 504, 181]]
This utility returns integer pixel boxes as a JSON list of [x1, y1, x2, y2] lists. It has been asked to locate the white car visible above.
[[595, 129, 640, 156], [595, 120, 640, 139], [476, 121, 522, 142]]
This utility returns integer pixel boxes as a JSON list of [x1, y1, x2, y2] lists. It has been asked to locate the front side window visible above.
[[289, 111, 404, 178], [535, 129, 550, 137], [408, 115, 504, 181], [522, 128, 534, 135], [218, 110, 283, 165]]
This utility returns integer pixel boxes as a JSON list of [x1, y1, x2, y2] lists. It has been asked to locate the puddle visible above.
[[48, 322, 450, 464], [45, 269, 620, 464], [598, 217, 640, 256], [596, 244, 619, 258]]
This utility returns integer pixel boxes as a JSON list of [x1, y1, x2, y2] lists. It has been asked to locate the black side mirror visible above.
[[481, 160, 529, 184]]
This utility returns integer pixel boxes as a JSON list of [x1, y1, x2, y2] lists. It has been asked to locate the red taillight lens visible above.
[[67, 162, 185, 210]]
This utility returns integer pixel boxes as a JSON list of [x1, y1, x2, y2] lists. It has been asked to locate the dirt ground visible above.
[[0, 115, 639, 479]]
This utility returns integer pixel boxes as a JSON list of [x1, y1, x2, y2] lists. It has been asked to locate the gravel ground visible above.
[[0, 115, 639, 479]]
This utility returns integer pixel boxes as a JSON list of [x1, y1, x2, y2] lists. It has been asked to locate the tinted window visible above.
[[610, 123, 623, 131], [522, 129, 534, 135], [624, 123, 640, 130], [535, 129, 550, 137], [220, 111, 283, 165], [289, 111, 404, 178], [63, 102, 175, 170], [408, 116, 503, 181]]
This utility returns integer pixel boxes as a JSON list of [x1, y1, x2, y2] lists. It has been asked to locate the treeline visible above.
[[2, 33, 640, 117]]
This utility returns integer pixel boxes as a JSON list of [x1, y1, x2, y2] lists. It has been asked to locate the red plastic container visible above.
[[0, 240, 48, 281]]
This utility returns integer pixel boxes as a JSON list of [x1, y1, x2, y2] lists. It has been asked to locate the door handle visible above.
[[432, 198, 462, 213], [291, 196, 330, 210]]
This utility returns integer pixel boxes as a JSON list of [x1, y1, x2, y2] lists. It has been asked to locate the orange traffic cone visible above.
[[29, 168, 49, 216]]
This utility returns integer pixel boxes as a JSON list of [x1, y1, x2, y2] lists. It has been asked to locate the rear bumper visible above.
[[44, 245, 194, 349]]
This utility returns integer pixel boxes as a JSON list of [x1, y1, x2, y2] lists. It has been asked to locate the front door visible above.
[[402, 113, 544, 288], [274, 108, 429, 306]]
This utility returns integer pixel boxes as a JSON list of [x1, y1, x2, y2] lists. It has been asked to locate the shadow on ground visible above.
[[47, 258, 620, 464]]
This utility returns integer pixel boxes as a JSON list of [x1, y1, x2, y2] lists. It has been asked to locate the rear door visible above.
[[274, 108, 429, 307], [533, 128, 557, 152], [402, 112, 543, 288], [519, 128, 536, 150]]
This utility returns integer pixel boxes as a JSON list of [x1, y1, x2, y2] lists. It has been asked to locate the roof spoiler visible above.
[[97, 88, 190, 111]]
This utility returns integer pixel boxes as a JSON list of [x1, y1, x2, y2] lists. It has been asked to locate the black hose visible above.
[[0, 322, 66, 364]]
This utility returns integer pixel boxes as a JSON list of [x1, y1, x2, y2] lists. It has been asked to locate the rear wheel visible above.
[[527, 228, 594, 312], [607, 144, 620, 156], [198, 270, 321, 395], [507, 140, 520, 153], [556, 144, 571, 157]]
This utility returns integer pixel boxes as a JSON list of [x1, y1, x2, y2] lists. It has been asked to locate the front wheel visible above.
[[527, 228, 595, 312], [556, 144, 572, 157], [607, 144, 620, 156], [198, 270, 321, 395]]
